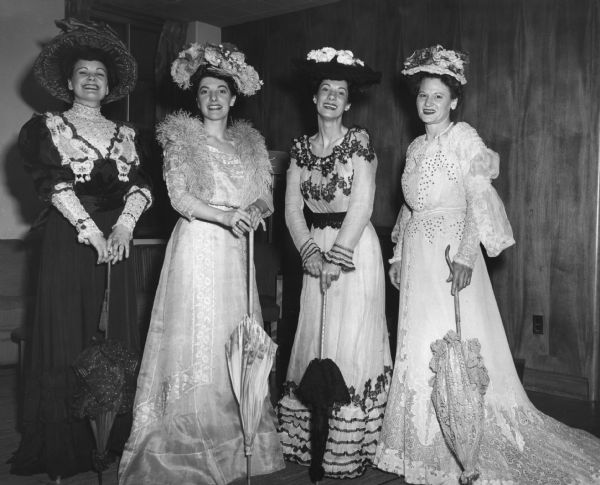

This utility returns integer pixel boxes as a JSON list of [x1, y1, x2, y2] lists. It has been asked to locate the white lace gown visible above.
[[374, 122, 600, 484], [119, 113, 284, 485], [277, 127, 392, 478]]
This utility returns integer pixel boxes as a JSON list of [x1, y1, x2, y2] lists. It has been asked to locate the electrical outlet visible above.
[[532, 314, 544, 334]]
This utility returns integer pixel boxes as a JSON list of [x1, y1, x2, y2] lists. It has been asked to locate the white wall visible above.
[[186, 21, 221, 44], [0, 0, 64, 239]]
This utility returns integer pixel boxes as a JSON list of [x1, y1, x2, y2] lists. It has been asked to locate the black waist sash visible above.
[[306, 209, 347, 229]]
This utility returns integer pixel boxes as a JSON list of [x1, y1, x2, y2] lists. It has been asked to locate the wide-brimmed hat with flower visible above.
[[402, 45, 469, 85], [294, 47, 381, 88], [34, 18, 137, 104], [171, 42, 262, 97]]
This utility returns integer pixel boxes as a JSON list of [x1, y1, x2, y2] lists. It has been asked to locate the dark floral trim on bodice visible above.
[[45, 113, 139, 183], [302, 171, 352, 203], [291, 126, 375, 203]]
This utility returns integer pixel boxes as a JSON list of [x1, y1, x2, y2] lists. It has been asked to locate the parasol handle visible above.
[[106, 262, 111, 339], [319, 290, 327, 359], [445, 245, 462, 339], [247, 455, 251, 485], [248, 229, 254, 316], [98, 262, 112, 338]]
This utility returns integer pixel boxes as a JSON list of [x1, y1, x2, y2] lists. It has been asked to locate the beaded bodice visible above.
[[402, 123, 465, 214]]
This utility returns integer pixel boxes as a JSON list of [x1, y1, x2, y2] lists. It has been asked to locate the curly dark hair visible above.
[[60, 47, 116, 89], [309, 77, 360, 104], [408, 72, 464, 101], [192, 67, 238, 97]]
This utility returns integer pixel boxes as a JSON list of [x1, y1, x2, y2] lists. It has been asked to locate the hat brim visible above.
[[34, 20, 137, 104], [293, 59, 381, 88]]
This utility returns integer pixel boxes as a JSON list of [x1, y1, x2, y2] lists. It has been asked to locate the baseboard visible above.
[[523, 367, 589, 401]]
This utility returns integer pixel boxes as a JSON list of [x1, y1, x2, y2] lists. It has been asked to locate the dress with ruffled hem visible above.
[[278, 127, 392, 479]]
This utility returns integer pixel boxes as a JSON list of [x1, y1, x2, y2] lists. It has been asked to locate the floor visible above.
[[1, 366, 599, 485]]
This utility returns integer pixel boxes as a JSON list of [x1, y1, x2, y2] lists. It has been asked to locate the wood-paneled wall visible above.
[[224, 0, 600, 400]]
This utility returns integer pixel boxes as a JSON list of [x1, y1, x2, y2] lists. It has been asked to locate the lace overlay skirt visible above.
[[375, 210, 600, 484]]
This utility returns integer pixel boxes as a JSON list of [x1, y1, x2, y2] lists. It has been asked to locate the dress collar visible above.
[[65, 102, 104, 121]]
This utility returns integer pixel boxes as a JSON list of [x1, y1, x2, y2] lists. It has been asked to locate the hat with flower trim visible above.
[[171, 42, 262, 96], [294, 47, 381, 87], [402, 45, 469, 85], [34, 18, 137, 104]]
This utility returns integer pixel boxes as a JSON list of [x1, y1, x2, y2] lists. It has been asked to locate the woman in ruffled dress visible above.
[[10, 19, 152, 481], [374, 44, 600, 484], [277, 47, 393, 479], [119, 43, 284, 484]]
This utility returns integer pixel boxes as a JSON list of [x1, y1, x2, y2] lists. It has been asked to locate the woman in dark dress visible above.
[[10, 19, 152, 481]]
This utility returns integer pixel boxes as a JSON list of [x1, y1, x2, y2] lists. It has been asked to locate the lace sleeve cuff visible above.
[[51, 186, 102, 243], [300, 239, 321, 267], [115, 186, 152, 233], [324, 243, 355, 272]]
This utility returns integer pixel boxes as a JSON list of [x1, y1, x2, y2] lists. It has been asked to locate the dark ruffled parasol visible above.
[[71, 337, 139, 479]]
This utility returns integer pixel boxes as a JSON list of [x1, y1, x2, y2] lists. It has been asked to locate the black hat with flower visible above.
[[34, 18, 137, 104], [171, 42, 263, 97], [294, 47, 381, 88], [402, 44, 469, 85]]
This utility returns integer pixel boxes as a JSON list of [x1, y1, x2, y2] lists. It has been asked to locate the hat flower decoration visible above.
[[171, 42, 262, 96], [297, 46, 380, 87], [306, 47, 365, 67], [402, 44, 469, 85]]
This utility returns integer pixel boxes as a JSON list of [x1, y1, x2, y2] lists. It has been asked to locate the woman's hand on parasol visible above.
[[320, 261, 341, 293], [446, 260, 472, 296], [87, 233, 110, 264], [389, 261, 402, 290], [107, 224, 132, 263], [245, 204, 267, 231], [222, 208, 253, 238], [304, 252, 323, 278]]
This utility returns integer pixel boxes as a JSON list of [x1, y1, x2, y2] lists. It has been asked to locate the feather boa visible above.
[[156, 110, 272, 210]]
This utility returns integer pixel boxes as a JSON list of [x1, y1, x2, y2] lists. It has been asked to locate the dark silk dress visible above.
[[10, 108, 152, 480]]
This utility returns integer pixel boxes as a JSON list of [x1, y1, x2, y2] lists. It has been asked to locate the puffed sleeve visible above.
[[115, 128, 153, 233], [19, 114, 102, 242], [323, 129, 376, 271], [389, 204, 412, 264], [285, 142, 321, 267], [454, 124, 515, 267]]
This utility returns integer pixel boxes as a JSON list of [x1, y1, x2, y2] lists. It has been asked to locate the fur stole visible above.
[[156, 110, 272, 208]]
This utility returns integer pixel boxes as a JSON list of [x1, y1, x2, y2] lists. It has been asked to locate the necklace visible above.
[[425, 122, 454, 141]]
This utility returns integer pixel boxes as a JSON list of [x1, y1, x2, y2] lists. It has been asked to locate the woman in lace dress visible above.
[[119, 43, 284, 485], [277, 47, 392, 479], [374, 44, 600, 484], [10, 20, 152, 481]]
